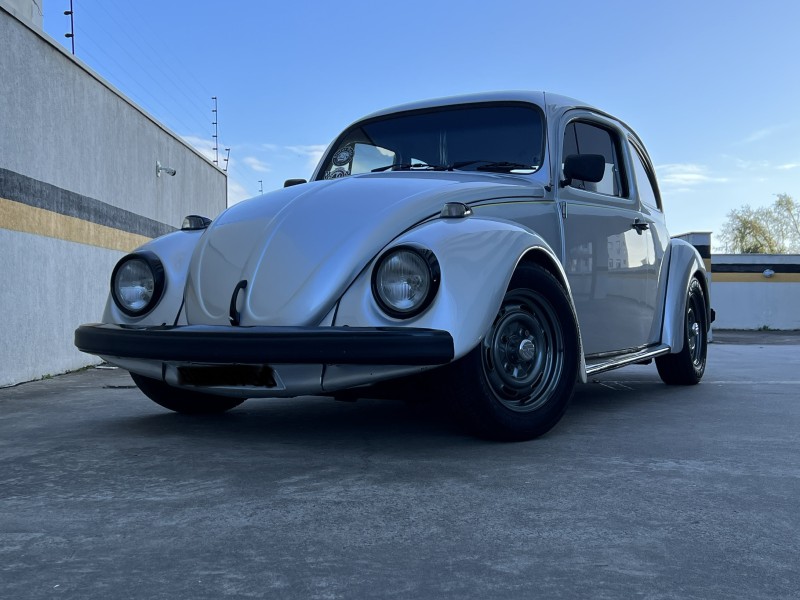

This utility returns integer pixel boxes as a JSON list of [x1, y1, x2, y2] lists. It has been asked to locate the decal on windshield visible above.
[[332, 146, 354, 166], [325, 168, 350, 179]]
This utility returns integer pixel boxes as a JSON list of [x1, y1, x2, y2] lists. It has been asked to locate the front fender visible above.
[[661, 238, 709, 353], [334, 216, 576, 363], [102, 229, 207, 326]]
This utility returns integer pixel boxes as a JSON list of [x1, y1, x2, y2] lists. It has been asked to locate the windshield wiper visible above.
[[372, 160, 536, 173], [371, 162, 450, 172], [450, 160, 536, 172]]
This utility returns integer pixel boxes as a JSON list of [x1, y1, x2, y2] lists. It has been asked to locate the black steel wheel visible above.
[[656, 277, 708, 385], [130, 372, 245, 414], [444, 263, 579, 441]]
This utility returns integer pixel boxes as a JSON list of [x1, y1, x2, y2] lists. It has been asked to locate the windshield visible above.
[[316, 103, 545, 180]]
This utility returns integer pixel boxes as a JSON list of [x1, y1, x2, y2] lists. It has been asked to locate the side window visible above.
[[562, 121, 626, 197], [630, 143, 662, 211]]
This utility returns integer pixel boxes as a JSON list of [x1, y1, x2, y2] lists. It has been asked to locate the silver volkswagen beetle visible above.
[[75, 91, 713, 440]]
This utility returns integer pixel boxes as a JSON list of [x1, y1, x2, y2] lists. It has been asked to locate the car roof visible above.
[[358, 91, 597, 121]]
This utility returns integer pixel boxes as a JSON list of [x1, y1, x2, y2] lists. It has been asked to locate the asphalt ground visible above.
[[1, 334, 798, 599]]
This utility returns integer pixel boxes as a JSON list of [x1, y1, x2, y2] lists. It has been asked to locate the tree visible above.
[[771, 193, 800, 252], [720, 194, 800, 253]]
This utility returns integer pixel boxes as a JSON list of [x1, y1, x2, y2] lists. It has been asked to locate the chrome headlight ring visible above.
[[371, 246, 440, 319], [110, 251, 166, 317]]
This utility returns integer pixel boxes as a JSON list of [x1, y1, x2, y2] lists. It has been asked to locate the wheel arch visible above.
[[661, 239, 710, 354], [516, 248, 588, 383], [334, 217, 587, 382]]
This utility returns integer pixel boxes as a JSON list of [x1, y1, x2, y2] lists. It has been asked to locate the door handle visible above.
[[631, 219, 649, 235]]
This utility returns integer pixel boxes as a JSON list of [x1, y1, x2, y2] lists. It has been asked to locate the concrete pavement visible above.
[[1, 341, 798, 599]]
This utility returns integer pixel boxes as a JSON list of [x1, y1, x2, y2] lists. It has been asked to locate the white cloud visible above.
[[656, 163, 728, 187], [227, 178, 251, 206], [723, 155, 800, 172], [180, 135, 254, 204], [729, 157, 770, 171], [738, 122, 797, 145], [242, 156, 271, 173], [181, 135, 219, 164], [742, 127, 779, 144], [286, 144, 327, 170]]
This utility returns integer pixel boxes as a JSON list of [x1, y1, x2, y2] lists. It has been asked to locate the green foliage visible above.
[[720, 194, 800, 253]]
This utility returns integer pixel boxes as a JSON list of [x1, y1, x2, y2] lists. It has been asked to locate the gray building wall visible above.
[[710, 254, 800, 330], [0, 6, 226, 386], [1, 0, 40, 29]]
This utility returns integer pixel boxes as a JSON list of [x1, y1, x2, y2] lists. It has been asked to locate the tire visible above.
[[443, 263, 579, 441], [656, 277, 707, 385], [130, 372, 245, 414]]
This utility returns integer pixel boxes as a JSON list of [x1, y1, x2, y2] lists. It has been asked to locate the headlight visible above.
[[111, 252, 165, 316], [372, 246, 440, 318]]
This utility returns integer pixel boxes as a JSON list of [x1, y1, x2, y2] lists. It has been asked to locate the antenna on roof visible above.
[[223, 148, 231, 172]]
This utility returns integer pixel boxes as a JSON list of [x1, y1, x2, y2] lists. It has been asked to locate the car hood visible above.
[[184, 172, 540, 326]]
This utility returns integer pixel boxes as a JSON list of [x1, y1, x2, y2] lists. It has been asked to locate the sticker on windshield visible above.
[[332, 146, 354, 166], [325, 168, 350, 179]]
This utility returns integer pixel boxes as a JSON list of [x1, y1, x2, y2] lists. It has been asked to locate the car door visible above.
[[557, 114, 652, 356], [627, 136, 669, 345]]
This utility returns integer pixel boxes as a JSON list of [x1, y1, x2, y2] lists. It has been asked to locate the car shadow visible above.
[[104, 371, 675, 452], [109, 394, 477, 449]]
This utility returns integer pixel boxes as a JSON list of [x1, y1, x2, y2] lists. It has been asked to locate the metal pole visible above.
[[64, 0, 75, 55], [211, 96, 219, 165]]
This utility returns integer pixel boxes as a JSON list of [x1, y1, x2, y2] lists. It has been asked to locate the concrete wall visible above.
[[711, 254, 800, 330], [0, 6, 226, 386], [0, 0, 40, 29]]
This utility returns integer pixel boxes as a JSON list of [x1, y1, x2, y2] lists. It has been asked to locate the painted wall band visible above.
[[0, 167, 176, 239], [712, 264, 800, 274], [1, 197, 151, 252], [711, 272, 800, 283]]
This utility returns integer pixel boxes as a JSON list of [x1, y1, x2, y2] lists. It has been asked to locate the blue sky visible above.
[[42, 0, 799, 248]]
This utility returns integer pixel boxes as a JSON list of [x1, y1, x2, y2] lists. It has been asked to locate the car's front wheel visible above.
[[656, 277, 708, 385], [130, 373, 245, 414], [444, 263, 579, 441]]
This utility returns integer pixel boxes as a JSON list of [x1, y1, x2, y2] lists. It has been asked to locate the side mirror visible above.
[[284, 178, 307, 188], [561, 154, 605, 187]]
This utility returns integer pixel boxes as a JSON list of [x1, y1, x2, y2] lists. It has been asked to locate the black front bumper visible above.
[[74, 323, 455, 366]]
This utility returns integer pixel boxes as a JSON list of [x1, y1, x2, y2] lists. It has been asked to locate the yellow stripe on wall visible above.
[[0, 196, 151, 252], [712, 272, 800, 283]]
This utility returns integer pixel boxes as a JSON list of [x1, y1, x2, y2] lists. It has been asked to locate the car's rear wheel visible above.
[[130, 373, 245, 414], [656, 277, 707, 385], [444, 263, 579, 441]]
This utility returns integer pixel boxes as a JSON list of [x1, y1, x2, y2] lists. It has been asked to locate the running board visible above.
[[585, 344, 671, 377]]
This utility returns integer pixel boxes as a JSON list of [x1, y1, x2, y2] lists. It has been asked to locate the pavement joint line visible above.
[[595, 380, 800, 385], [704, 380, 800, 385]]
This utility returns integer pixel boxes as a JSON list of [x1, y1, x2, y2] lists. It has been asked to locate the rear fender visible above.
[[661, 238, 709, 353]]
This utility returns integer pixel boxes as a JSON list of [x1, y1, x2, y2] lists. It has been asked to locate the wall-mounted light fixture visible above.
[[156, 161, 177, 178]]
